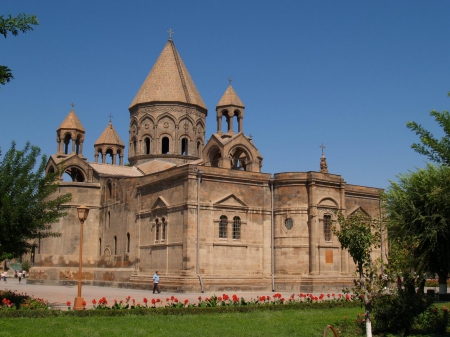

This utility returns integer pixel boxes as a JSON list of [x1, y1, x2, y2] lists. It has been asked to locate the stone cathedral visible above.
[[29, 37, 382, 292]]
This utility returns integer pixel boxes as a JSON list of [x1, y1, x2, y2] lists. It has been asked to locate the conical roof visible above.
[[58, 109, 85, 132], [129, 40, 206, 110], [94, 121, 125, 147], [217, 84, 245, 108]]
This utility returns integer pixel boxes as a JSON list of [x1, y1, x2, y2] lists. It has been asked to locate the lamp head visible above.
[[77, 205, 90, 222]]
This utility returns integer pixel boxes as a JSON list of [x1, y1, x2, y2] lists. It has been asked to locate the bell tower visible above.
[[56, 104, 85, 158]]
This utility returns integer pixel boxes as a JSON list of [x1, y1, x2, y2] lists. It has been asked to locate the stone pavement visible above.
[[0, 279, 311, 310]]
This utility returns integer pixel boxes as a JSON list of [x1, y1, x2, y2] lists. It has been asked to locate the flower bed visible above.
[[0, 290, 361, 318]]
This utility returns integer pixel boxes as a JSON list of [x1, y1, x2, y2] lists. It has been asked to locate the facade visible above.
[[29, 38, 382, 292]]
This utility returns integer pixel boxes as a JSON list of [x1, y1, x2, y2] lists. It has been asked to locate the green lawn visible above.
[[0, 306, 363, 337]]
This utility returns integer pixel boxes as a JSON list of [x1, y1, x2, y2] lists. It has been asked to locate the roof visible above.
[[136, 160, 177, 175], [129, 40, 206, 110], [94, 121, 125, 147], [58, 109, 85, 132], [89, 163, 143, 177], [217, 84, 245, 108]]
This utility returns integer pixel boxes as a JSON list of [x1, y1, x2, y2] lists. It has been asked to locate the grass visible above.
[[0, 306, 364, 337]]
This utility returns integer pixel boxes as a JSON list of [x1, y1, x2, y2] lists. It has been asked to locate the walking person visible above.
[[1, 271, 6, 283], [152, 271, 161, 294], [18, 270, 22, 283]]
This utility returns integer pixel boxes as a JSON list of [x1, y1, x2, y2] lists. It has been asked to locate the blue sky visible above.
[[2, 0, 450, 189]]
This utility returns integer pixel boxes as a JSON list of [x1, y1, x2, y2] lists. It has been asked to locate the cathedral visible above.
[[28, 37, 382, 292]]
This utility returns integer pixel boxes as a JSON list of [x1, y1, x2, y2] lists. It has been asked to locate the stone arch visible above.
[[156, 112, 177, 126], [47, 165, 55, 176], [318, 197, 339, 209], [207, 146, 222, 167], [228, 145, 252, 171], [103, 247, 111, 257], [63, 165, 86, 182], [196, 137, 203, 157]]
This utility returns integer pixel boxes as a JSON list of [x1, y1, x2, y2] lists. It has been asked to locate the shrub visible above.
[[21, 260, 31, 272], [372, 292, 431, 335], [413, 305, 449, 335]]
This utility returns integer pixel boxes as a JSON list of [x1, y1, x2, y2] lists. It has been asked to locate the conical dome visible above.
[[58, 109, 85, 132], [95, 121, 124, 147], [129, 40, 206, 110], [217, 84, 245, 108]]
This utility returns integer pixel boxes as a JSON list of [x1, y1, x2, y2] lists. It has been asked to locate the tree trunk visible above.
[[438, 272, 448, 294]]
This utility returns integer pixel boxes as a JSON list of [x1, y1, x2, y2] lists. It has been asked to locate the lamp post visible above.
[[73, 205, 89, 310]]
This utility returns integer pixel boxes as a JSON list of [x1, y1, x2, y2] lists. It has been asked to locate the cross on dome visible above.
[[168, 28, 174, 40]]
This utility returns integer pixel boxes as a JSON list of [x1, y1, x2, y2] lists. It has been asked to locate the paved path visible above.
[[0, 280, 310, 310]]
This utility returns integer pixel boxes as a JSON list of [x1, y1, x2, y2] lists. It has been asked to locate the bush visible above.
[[21, 260, 31, 272], [413, 305, 450, 335], [372, 292, 432, 335]]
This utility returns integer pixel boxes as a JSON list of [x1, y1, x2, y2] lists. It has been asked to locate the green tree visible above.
[[0, 141, 71, 259], [385, 163, 450, 295], [407, 98, 450, 166], [333, 210, 384, 337], [0, 13, 39, 86]]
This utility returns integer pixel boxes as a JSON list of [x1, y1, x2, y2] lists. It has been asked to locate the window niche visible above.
[[219, 215, 228, 239], [285, 218, 293, 230], [323, 214, 332, 242]]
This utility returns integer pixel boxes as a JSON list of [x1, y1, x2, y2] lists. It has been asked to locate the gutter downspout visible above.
[[197, 169, 204, 293], [270, 177, 275, 292]]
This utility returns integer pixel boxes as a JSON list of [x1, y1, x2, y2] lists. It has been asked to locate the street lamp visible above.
[[73, 205, 89, 310]]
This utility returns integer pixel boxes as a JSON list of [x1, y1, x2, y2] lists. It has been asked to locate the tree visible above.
[[0, 13, 39, 86], [0, 141, 71, 259], [385, 163, 450, 295], [407, 101, 450, 166], [333, 210, 384, 337]]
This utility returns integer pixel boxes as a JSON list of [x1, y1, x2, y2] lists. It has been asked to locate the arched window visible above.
[[161, 217, 166, 241], [323, 214, 332, 241], [99, 238, 102, 256], [144, 137, 150, 155], [233, 216, 241, 240], [162, 137, 170, 154], [196, 141, 201, 157], [75, 137, 81, 155], [107, 181, 112, 199], [114, 236, 117, 255], [155, 218, 160, 241], [133, 139, 137, 156], [108, 211, 111, 229], [219, 215, 228, 238], [63, 134, 72, 154], [126, 233, 130, 253], [181, 138, 188, 155]]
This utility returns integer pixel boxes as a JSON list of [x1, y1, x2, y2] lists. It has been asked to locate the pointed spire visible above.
[[217, 83, 245, 108], [58, 108, 85, 132], [129, 40, 206, 110], [95, 121, 125, 147]]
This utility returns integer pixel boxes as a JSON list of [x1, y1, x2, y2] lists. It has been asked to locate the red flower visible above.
[[166, 298, 170, 302], [327, 294, 330, 298], [338, 294, 342, 298], [174, 298, 179, 303], [223, 294, 229, 301], [82, 300, 86, 307], [319, 294, 324, 300], [66, 301, 71, 306], [143, 297, 148, 303], [218, 296, 222, 301], [92, 299, 97, 305], [345, 294, 350, 301], [184, 299, 189, 305], [332, 293, 335, 297], [170, 295, 175, 300], [151, 299, 156, 305], [232, 294, 239, 302], [156, 298, 161, 303], [198, 296, 202, 301]]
